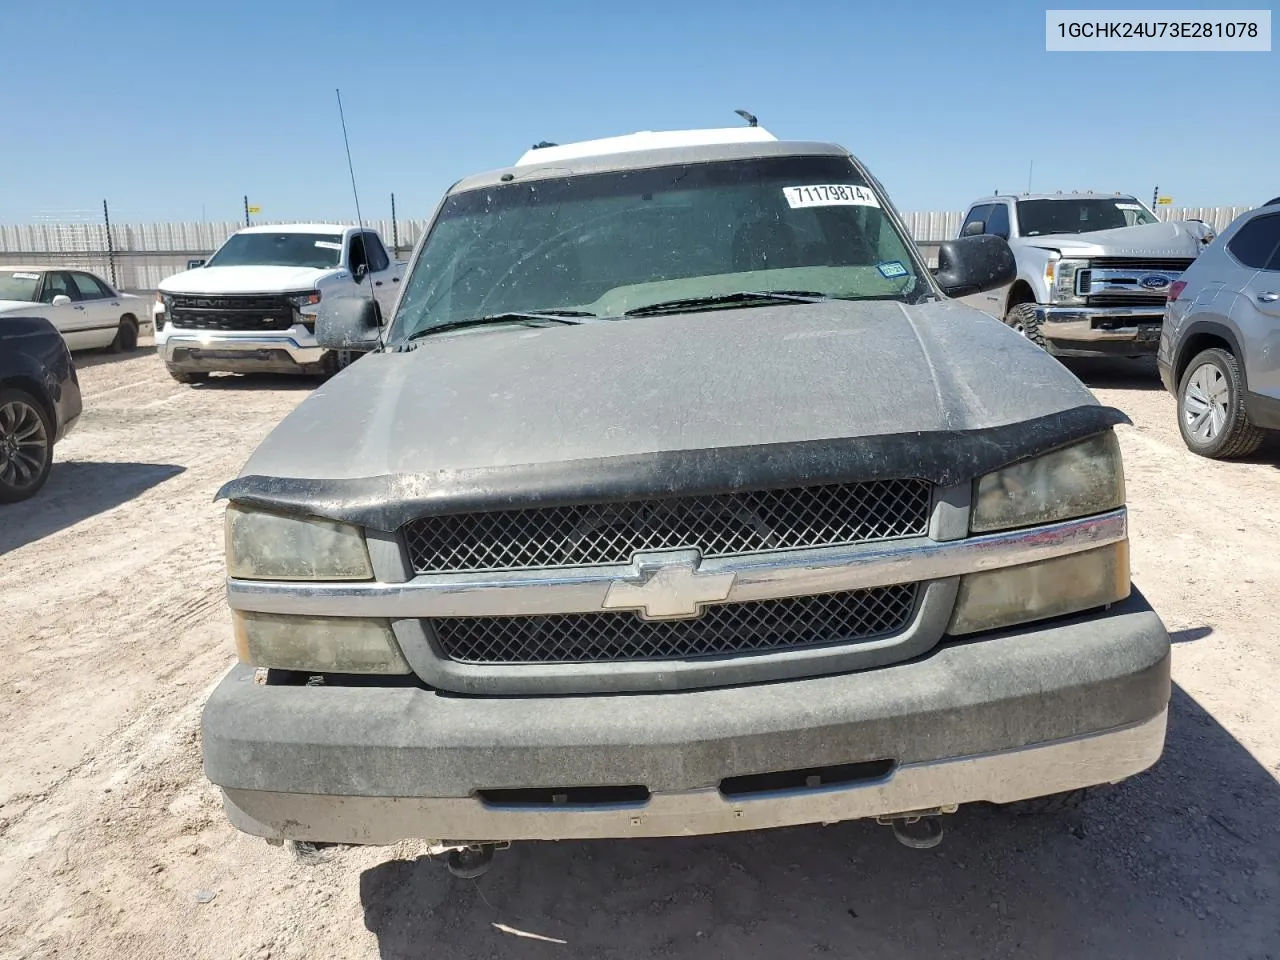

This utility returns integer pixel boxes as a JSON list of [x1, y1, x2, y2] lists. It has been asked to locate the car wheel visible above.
[[1004, 303, 1047, 349], [112, 315, 139, 353], [167, 366, 209, 385], [0, 388, 54, 504], [1177, 348, 1265, 459]]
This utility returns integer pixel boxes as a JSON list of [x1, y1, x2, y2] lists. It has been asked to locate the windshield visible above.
[[205, 232, 343, 269], [390, 155, 928, 341], [1015, 198, 1158, 237], [0, 271, 41, 302]]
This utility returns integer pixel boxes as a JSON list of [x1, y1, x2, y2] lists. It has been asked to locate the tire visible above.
[[1004, 303, 1047, 349], [0, 388, 54, 504], [999, 787, 1091, 816], [1176, 348, 1265, 459], [167, 366, 209, 385], [112, 315, 139, 353]]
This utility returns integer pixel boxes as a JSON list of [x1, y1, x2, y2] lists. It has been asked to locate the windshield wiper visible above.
[[623, 290, 829, 317], [403, 310, 595, 342]]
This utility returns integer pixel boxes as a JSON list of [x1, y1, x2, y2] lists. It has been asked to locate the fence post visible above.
[[103, 199, 117, 288]]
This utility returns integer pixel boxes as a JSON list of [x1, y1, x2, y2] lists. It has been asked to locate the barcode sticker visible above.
[[783, 184, 880, 209], [11, 272, 40, 280], [1116, 202, 1143, 211], [315, 240, 343, 250]]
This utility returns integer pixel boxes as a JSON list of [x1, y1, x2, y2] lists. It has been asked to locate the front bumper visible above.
[[203, 590, 1171, 845], [1036, 305, 1166, 357], [159, 331, 327, 374]]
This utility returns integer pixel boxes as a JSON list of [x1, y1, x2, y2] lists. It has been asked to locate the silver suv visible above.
[[1158, 201, 1280, 458]]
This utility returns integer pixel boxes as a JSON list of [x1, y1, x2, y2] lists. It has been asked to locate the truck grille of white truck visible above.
[[429, 584, 919, 664], [402, 479, 932, 574], [168, 294, 296, 332]]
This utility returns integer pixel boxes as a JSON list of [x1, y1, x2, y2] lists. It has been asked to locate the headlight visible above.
[[225, 503, 373, 580], [971, 432, 1125, 534], [948, 542, 1129, 635], [1045, 256, 1087, 303], [233, 611, 410, 674], [288, 290, 322, 327]]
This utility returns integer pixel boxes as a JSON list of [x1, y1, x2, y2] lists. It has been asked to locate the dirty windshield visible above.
[[391, 155, 926, 340], [204, 232, 344, 269], [1015, 198, 1158, 237]]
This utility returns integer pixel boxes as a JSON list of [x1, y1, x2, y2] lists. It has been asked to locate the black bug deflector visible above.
[[214, 404, 1128, 531]]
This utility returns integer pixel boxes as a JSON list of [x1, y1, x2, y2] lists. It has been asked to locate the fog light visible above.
[[947, 542, 1129, 635], [232, 611, 410, 674]]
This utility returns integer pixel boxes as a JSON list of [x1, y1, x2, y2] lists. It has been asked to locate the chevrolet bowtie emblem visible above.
[[601, 550, 735, 620]]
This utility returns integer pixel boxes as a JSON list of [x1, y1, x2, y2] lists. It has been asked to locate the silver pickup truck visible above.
[[201, 130, 1171, 875], [956, 192, 1213, 357]]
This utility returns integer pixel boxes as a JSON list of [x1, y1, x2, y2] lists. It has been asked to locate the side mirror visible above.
[[187, 258, 206, 270], [315, 296, 381, 350], [51, 295, 72, 307], [960, 220, 985, 238], [352, 263, 368, 282], [934, 234, 1017, 298]]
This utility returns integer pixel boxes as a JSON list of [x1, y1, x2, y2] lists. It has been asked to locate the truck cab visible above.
[[956, 192, 1212, 358], [155, 223, 403, 383]]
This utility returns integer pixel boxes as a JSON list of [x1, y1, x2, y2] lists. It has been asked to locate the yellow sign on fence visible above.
[[247, 205, 262, 214], [1156, 197, 1173, 205]]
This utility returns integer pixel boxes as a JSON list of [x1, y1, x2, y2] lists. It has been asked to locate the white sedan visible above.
[[0, 266, 150, 352]]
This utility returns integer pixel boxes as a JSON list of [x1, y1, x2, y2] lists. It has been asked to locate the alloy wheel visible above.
[[0, 398, 50, 491], [1182, 361, 1230, 442]]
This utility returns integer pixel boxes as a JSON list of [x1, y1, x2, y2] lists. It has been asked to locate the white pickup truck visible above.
[[155, 224, 404, 383]]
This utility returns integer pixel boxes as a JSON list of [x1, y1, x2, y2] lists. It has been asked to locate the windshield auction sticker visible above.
[[314, 240, 344, 250], [1046, 9, 1271, 50], [11, 272, 40, 280], [783, 185, 880, 209]]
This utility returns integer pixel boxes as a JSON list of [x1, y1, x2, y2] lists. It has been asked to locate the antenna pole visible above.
[[244, 195, 250, 227], [391, 192, 398, 255], [336, 87, 384, 351], [1027, 160, 1034, 194]]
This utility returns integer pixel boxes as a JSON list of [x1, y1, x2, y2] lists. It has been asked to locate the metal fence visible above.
[[0, 206, 1257, 294]]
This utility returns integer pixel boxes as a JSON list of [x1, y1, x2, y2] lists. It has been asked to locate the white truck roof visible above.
[[515, 126, 778, 167]]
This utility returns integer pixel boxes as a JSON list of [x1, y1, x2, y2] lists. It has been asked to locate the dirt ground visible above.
[[1, 341, 1278, 960]]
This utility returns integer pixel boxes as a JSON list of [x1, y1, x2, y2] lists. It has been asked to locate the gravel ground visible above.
[[1, 343, 1278, 960]]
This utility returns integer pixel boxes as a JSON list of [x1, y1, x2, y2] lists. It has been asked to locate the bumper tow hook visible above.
[[444, 842, 507, 879], [877, 805, 957, 850]]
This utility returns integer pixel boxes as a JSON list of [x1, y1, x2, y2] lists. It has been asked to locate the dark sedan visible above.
[[0, 315, 83, 503]]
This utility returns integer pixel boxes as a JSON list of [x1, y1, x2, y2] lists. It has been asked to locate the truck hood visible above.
[[221, 299, 1125, 529], [158, 265, 339, 295], [1020, 219, 1209, 258]]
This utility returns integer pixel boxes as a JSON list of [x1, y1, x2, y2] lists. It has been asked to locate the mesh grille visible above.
[[404, 479, 931, 574], [169, 293, 295, 332], [431, 585, 918, 664]]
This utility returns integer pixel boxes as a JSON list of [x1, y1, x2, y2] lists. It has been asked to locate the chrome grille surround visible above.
[[403, 479, 933, 574]]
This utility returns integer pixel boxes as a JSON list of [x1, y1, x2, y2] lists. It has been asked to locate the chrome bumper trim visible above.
[[1036, 306, 1166, 342], [159, 333, 324, 364], [219, 708, 1167, 844], [226, 508, 1128, 618]]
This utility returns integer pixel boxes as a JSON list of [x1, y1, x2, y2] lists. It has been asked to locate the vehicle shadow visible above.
[[357, 683, 1280, 959], [1061, 356, 1163, 391], [71, 344, 159, 370], [0, 461, 185, 555], [187, 373, 320, 393]]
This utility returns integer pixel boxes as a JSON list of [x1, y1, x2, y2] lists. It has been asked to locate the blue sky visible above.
[[2, 0, 1275, 224]]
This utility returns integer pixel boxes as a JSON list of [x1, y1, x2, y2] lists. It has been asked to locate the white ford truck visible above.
[[155, 224, 404, 383], [955, 193, 1213, 358]]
